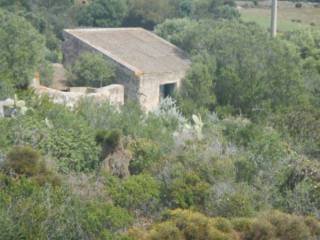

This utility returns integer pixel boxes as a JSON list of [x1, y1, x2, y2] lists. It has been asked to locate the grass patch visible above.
[[240, 7, 320, 32]]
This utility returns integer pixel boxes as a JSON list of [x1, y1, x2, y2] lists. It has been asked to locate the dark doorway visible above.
[[160, 83, 176, 99]]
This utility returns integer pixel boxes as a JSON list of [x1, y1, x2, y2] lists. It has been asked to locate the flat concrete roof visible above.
[[64, 28, 191, 75]]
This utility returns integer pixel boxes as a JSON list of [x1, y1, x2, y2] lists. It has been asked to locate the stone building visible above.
[[63, 28, 191, 111]]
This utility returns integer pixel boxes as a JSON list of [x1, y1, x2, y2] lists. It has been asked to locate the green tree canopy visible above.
[[179, 52, 217, 115], [124, 0, 177, 29], [0, 10, 45, 98], [284, 28, 320, 107], [191, 0, 239, 20], [157, 19, 307, 116], [68, 52, 115, 88], [77, 0, 128, 27], [126, 0, 239, 30], [155, 18, 200, 50], [0, 0, 74, 11]]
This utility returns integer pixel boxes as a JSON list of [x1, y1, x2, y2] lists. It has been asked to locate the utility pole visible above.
[[271, 0, 278, 37]]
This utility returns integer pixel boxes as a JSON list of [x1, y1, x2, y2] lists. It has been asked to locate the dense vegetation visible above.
[[0, 0, 320, 239], [67, 53, 115, 88]]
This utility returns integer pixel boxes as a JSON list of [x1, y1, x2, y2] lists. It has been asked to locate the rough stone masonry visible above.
[[63, 28, 191, 111]]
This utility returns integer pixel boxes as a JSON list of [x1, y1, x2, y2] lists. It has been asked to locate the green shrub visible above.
[[82, 201, 133, 235], [166, 172, 210, 209], [272, 105, 320, 158], [267, 211, 311, 240], [179, 52, 216, 116], [231, 218, 254, 233], [128, 138, 161, 175], [109, 174, 160, 213], [77, 100, 177, 153], [68, 52, 115, 88], [0, 177, 131, 240], [157, 20, 305, 116], [246, 220, 276, 240], [304, 217, 320, 236], [160, 209, 237, 240], [213, 189, 255, 218], [213, 217, 233, 233], [243, 211, 319, 240], [3, 146, 41, 177], [77, 0, 128, 27], [95, 129, 122, 157], [235, 158, 257, 183], [42, 126, 100, 173], [0, 118, 13, 155], [0, 10, 45, 89], [0, 79, 14, 100], [149, 221, 183, 240], [223, 118, 287, 172], [8, 99, 101, 173], [277, 158, 320, 215], [2, 146, 60, 186], [127, 209, 320, 240]]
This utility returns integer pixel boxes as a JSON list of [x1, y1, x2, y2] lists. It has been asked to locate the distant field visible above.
[[240, 7, 320, 31]]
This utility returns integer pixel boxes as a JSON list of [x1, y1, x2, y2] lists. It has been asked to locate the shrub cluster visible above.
[[2, 146, 60, 186], [127, 209, 320, 240]]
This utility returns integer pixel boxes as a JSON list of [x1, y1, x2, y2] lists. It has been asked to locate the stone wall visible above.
[[63, 31, 96, 66], [34, 84, 124, 109], [0, 98, 15, 117], [139, 71, 187, 111], [63, 31, 140, 104], [62, 30, 189, 111]]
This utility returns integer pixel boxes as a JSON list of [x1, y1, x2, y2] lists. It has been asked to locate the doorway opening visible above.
[[160, 83, 176, 99]]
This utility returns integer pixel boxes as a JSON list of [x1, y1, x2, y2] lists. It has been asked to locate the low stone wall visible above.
[[0, 98, 15, 117], [34, 84, 124, 109], [0, 97, 27, 118]]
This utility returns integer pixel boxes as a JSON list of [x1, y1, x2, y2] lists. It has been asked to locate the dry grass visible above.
[[240, 7, 320, 31]]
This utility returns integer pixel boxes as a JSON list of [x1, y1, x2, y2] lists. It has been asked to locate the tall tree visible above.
[[0, 10, 45, 95], [179, 52, 217, 115], [124, 0, 176, 29], [67, 53, 115, 88], [157, 19, 306, 116], [77, 0, 128, 27]]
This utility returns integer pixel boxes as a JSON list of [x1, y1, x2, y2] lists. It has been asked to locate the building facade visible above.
[[63, 28, 190, 111]]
